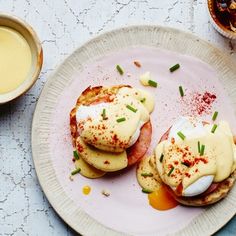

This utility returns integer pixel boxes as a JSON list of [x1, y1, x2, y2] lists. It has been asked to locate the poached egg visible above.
[[155, 116, 236, 197], [76, 87, 155, 152]]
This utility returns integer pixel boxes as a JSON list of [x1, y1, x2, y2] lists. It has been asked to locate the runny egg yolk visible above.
[[148, 185, 178, 211], [82, 185, 91, 195]]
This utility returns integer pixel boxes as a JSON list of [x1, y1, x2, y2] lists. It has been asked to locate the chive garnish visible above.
[[200, 145, 205, 156], [198, 141, 201, 154], [116, 64, 124, 75], [211, 124, 218, 133], [167, 167, 175, 176], [159, 153, 164, 163], [181, 162, 190, 167], [141, 173, 153, 177], [179, 86, 184, 97], [169, 63, 180, 72], [101, 108, 107, 120], [148, 80, 158, 87], [126, 105, 137, 113], [71, 168, 81, 176], [142, 188, 153, 194], [177, 131, 185, 140], [212, 111, 218, 121], [140, 98, 146, 103], [73, 150, 79, 160], [116, 117, 126, 123]]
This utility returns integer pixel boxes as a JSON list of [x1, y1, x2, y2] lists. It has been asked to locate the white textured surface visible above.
[[0, 1, 236, 235]]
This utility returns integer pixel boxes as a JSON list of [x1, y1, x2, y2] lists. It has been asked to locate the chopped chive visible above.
[[177, 131, 185, 140], [179, 86, 184, 97], [141, 173, 153, 177], [126, 105, 137, 113], [169, 63, 180, 72], [71, 168, 81, 176], [167, 167, 175, 176], [211, 124, 218, 133], [212, 111, 218, 121], [181, 162, 190, 167], [140, 98, 146, 103], [198, 141, 201, 154], [116, 117, 126, 123], [142, 188, 153, 194], [116, 64, 124, 75], [148, 80, 158, 87], [159, 153, 164, 163], [101, 108, 107, 120], [200, 145, 205, 156], [73, 150, 79, 160]]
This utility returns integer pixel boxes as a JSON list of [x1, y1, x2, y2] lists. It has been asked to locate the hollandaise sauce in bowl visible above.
[[0, 13, 43, 104]]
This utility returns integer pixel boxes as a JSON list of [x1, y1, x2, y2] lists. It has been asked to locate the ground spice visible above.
[[181, 91, 217, 116]]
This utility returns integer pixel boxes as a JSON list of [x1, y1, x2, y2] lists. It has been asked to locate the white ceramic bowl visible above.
[[0, 13, 43, 104]]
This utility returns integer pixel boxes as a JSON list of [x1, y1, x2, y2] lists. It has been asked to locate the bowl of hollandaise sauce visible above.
[[0, 13, 43, 104]]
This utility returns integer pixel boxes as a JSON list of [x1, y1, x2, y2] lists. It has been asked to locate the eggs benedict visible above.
[[154, 116, 236, 206], [70, 85, 155, 178]]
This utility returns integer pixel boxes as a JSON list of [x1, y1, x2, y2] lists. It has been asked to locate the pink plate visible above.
[[32, 26, 236, 236]]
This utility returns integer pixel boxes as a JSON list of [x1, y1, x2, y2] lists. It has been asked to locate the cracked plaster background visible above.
[[0, 0, 236, 235]]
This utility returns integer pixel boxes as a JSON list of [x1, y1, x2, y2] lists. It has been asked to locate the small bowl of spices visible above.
[[208, 0, 236, 39], [0, 13, 43, 104]]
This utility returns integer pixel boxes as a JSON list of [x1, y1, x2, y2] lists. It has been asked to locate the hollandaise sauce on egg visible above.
[[74, 87, 155, 173], [155, 117, 236, 197]]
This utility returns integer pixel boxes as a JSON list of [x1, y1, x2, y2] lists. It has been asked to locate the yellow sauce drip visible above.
[[0, 26, 32, 94], [82, 185, 91, 195]]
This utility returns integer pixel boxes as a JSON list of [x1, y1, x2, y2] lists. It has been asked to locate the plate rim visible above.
[[31, 24, 236, 236]]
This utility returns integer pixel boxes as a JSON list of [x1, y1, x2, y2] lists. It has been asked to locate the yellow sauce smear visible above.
[[82, 185, 91, 195], [148, 185, 178, 211], [0, 26, 32, 94]]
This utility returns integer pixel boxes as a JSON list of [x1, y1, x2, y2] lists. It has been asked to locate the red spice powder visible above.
[[181, 91, 217, 116], [185, 173, 191, 178], [194, 157, 208, 164], [77, 143, 84, 153], [171, 137, 175, 144]]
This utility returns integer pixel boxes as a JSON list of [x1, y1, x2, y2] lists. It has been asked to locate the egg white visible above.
[[76, 103, 143, 148]]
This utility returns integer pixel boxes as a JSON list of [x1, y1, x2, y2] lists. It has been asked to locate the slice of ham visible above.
[[159, 125, 219, 197], [127, 121, 152, 166], [201, 183, 219, 196]]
